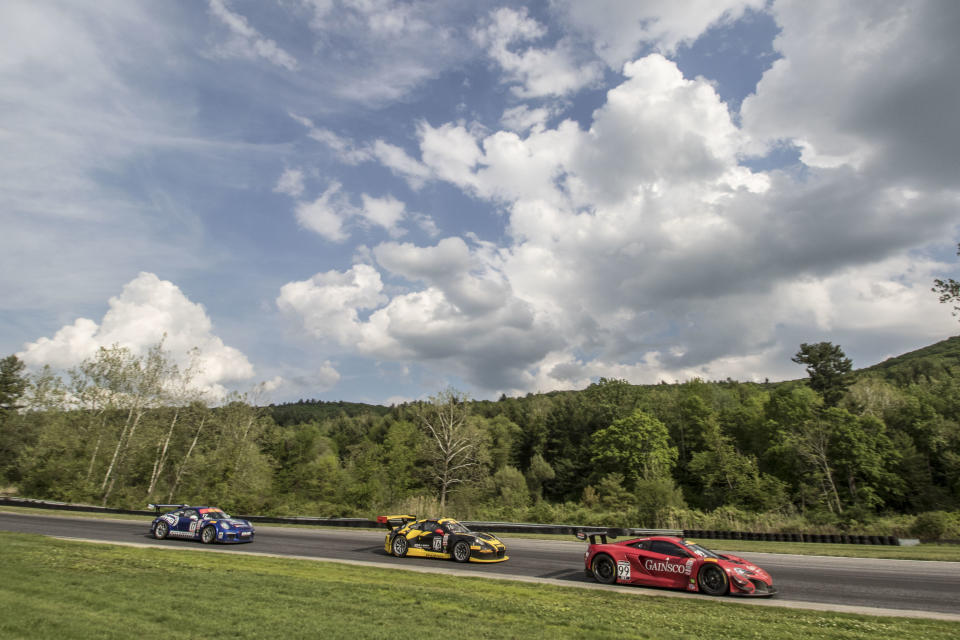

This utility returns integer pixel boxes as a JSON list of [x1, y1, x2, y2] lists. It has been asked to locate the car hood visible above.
[[470, 532, 506, 548], [717, 554, 772, 582]]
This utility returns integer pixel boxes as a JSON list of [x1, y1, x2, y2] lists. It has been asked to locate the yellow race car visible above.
[[378, 515, 508, 563]]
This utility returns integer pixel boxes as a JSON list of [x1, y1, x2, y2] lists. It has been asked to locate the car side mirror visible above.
[[435, 529, 443, 534]]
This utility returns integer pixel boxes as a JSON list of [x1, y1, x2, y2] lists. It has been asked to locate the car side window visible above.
[[627, 540, 649, 550], [183, 509, 198, 519], [423, 521, 439, 532], [650, 541, 688, 557]]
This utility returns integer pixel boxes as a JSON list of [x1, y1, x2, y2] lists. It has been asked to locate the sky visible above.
[[2, 0, 959, 406]]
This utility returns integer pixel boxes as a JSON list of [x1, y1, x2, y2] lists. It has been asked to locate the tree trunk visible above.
[[169, 416, 204, 502], [147, 408, 179, 497]]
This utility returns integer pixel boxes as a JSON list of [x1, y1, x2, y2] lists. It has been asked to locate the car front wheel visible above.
[[452, 541, 471, 563], [201, 525, 217, 544], [697, 564, 729, 596]]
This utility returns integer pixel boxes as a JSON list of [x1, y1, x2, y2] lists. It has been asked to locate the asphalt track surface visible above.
[[3, 511, 960, 620]]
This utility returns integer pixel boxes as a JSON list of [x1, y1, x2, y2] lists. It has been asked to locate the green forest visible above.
[[1, 336, 959, 540]]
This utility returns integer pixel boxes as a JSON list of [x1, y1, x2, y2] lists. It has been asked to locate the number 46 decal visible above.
[[617, 560, 631, 581]]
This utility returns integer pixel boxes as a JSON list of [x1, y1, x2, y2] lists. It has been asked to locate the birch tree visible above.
[[416, 388, 484, 511]]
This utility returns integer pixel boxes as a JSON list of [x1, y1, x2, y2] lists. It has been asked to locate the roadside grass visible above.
[[2, 532, 958, 640], [4, 505, 960, 562]]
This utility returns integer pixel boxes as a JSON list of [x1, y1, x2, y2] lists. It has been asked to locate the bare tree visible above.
[[415, 388, 484, 511]]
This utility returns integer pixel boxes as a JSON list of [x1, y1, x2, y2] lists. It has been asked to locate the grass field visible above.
[[2, 532, 958, 639]]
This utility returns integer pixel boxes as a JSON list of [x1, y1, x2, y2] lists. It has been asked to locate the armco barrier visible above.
[[0, 497, 904, 545]]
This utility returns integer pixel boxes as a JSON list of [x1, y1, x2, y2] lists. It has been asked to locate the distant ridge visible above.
[[857, 335, 960, 384]]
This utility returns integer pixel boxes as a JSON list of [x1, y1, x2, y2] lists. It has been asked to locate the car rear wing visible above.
[[148, 503, 187, 512], [377, 514, 417, 529], [575, 528, 629, 545]]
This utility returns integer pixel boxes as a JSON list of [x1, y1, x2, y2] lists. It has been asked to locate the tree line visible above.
[[1, 338, 958, 537]]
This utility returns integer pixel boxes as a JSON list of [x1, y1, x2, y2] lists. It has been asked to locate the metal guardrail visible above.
[[0, 497, 908, 544]]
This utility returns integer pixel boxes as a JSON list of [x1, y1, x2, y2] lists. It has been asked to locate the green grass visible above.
[[1, 532, 958, 639]]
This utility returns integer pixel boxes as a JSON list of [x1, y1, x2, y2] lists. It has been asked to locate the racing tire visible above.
[[392, 534, 408, 558], [452, 540, 471, 563], [697, 564, 729, 596], [591, 554, 617, 585], [201, 525, 217, 544], [153, 522, 169, 540]]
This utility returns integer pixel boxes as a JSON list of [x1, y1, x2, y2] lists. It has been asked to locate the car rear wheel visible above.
[[592, 554, 617, 584], [153, 522, 169, 540], [452, 540, 470, 563], [697, 564, 729, 596], [201, 525, 217, 544], [392, 535, 408, 557]]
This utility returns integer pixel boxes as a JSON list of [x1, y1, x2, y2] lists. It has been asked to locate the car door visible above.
[[176, 508, 200, 537], [417, 520, 445, 554], [642, 540, 696, 589]]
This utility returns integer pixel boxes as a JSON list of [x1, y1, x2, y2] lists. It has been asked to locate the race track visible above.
[[3, 511, 959, 618]]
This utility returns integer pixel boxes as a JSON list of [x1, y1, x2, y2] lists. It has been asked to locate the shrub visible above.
[[911, 511, 952, 540]]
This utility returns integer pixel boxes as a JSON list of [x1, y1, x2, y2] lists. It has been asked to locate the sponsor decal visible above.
[[162, 514, 177, 525], [617, 560, 631, 581], [442, 533, 449, 552], [644, 559, 689, 574], [685, 558, 694, 575]]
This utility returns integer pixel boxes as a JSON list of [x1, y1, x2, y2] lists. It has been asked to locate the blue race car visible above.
[[149, 503, 255, 544]]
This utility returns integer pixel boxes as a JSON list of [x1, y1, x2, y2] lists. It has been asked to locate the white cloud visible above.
[[208, 0, 298, 70], [295, 182, 353, 242], [360, 194, 407, 236], [18, 272, 255, 399], [274, 168, 305, 197], [290, 113, 372, 164], [552, 0, 765, 64], [473, 7, 603, 97], [277, 264, 388, 345]]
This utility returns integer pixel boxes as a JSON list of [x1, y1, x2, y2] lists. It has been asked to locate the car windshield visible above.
[[200, 509, 229, 519], [683, 542, 720, 559], [444, 521, 471, 534]]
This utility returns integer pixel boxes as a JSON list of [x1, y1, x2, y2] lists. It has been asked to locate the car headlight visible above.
[[733, 567, 755, 577]]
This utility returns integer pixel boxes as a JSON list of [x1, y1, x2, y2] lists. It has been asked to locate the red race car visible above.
[[578, 530, 777, 597]]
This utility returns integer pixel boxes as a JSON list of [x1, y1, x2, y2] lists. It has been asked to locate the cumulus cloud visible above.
[[18, 272, 256, 399], [552, 0, 765, 64], [294, 182, 353, 242], [291, 181, 411, 242], [741, 0, 960, 187], [473, 7, 603, 97], [359, 194, 407, 237], [208, 0, 298, 70], [283, 24, 958, 396], [278, 239, 563, 391]]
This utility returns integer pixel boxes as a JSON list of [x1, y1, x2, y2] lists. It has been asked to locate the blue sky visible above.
[[3, 0, 959, 405]]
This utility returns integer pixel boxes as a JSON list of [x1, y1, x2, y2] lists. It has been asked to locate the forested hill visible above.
[[856, 335, 960, 384], [268, 399, 392, 426]]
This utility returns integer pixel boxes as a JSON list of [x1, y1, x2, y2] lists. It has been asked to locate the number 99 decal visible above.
[[617, 560, 631, 581]]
